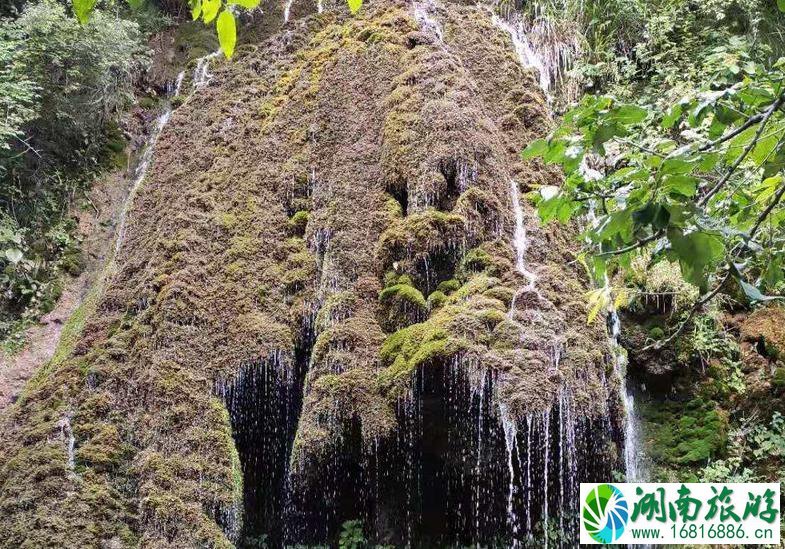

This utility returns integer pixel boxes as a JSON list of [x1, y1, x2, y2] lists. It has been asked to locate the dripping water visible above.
[[114, 52, 218, 258], [490, 12, 552, 95], [508, 179, 542, 315], [412, 0, 444, 42], [492, 2, 648, 485], [609, 310, 647, 482], [284, 0, 295, 23]]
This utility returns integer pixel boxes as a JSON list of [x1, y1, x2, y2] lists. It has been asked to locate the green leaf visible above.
[[754, 174, 782, 203], [347, 0, 363, 14], [521, 138, 548, 160], [737, 278, 780, 302], [217, 10, 237, 59], [127, 0, 146, 9], [779, 0, 785, 12], [4, 248, 23, 264], [608, 104, 648, 125], [660, 157, 696, 176], [662, 175, 699, 197], [543, 140, 567, 165], [72, 0, 98, 24], [662, 104, 683, 129], [202, 0, 220, 23], [191, 0, 203, 19], [667, 229, 725, 290], [726, 125, 758, 164], [750, 122, 784, 166], [227, 0, 260, 7]]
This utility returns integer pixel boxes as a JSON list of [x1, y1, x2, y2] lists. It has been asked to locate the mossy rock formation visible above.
[[0, 2, 622, 547]]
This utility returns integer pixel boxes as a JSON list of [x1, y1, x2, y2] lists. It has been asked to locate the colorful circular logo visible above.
[[582, 484, 629, 544]]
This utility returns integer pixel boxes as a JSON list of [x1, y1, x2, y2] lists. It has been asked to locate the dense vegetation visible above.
[[0, 0, 149, 347], [522, 0, 785, 484]]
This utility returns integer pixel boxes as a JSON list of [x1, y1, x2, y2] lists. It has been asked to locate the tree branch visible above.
[[698, 91, 785, 207], [598, 230, 664, 257]]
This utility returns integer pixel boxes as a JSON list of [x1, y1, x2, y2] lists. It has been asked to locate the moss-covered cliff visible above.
[[0, 2, 622, 547]]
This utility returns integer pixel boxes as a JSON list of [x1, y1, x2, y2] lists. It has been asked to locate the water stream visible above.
[[490, 12, 552, 96], [412, 0, 444, 42], [508, 179, 543, 315], [114, 53, 218, 258], [492, 5, 646, 483]]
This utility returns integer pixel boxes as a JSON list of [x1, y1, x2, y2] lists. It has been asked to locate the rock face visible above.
[[0, 1, 623, 547]]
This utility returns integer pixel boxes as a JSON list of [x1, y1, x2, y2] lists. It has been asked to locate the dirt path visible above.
[[0, 169, 131, 410]]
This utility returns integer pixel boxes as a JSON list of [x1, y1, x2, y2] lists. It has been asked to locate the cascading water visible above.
[[284, 0, 295, 23], [509, 179, 543, 314], [114, 52, 218, 258], [412, 0, 444, 42], [490, 12, 552, 96], [609, 310, 648, 482], [494, 1, 647, 485]]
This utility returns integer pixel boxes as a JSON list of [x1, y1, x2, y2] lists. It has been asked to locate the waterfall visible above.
[[609, 310, 647, 481], [492, 4, 646, 485], [114, 52, 218, 258], [509, 180, 540, 304], [284, 0, 295, 23], [412, 0, 444, 42], [490, 13, 552, 95]]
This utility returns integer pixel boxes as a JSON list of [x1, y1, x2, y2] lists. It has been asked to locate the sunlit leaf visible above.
[[72, 0, 98, 24], [191, 0, 202, 18], [521, 138, 548, 159], [202, 0, 220, 23], [228, 0, 261, 7], [217, 9, 237, 59], [347, 0, 363, 14]]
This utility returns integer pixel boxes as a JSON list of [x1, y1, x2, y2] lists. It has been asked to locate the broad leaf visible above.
[[202, 0, 221, 23], [72, 0, 98, 24], [609, 104, 648, 125], [217, 10, 237, 59], [660, 157, 696, 176], [668, 229, 725, 290], [521, 138, 548, 159], [662, 175, 698, 197], [4, 248, 23, 264], [779, 0, 785, 12], [191, 0, 202, 20], [348, 0, 363, 14]]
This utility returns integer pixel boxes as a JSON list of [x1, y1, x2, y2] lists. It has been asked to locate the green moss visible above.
[[772, 367, 785, 389], [427, 290, 446, 309], [437, 279, 461, 293], [378, 322, 455, 388], [215, 212, 238, 230], [649, 326, 665, 340], [138, 96, 158, 109], [459, 247, 493, 276], [379, 283, 426, 310], [643, 397, 728, 467], [288, 210, 310, 236]]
